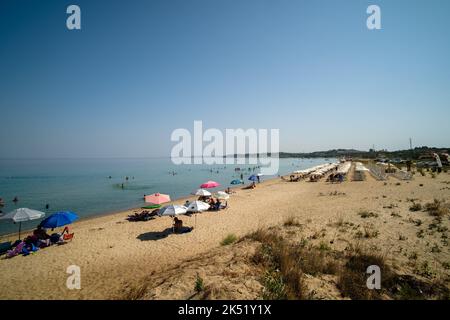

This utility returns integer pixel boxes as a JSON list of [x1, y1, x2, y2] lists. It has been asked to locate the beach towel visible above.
[[6, 242, 25, 259]]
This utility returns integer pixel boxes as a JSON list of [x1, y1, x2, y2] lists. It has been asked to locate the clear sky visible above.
[[1, 0, 449, 158]]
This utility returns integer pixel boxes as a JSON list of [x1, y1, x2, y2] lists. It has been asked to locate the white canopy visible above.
[[158, 205, 188, 217], [186, 201, 210, 213], [191, 189, 212, 197], [215, 191, 230, 200], [0, 208, 45, 223]]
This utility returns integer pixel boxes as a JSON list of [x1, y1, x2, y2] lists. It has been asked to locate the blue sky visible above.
[[0, 0, 449, 158]]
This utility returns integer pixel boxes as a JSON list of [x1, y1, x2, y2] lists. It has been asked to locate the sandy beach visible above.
[[1, 167, 449, 300]]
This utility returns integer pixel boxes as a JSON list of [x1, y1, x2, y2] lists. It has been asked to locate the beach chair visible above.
[[53, 232, 74, 245], [62, 233, 75, 242]]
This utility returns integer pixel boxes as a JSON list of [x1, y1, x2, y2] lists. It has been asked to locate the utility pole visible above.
[[407, 138, 413, 171]]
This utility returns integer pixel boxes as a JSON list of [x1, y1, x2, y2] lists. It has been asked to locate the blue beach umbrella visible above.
[[230, 179, 243, 185], [248, 174, 258, 182], [40, 211, 79, 229]]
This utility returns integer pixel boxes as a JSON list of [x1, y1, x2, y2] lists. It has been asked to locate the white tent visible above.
[[215, 191, 230, 200], [186, 201, 210, 213], [191, 189, 212, 197], [0, 208, 46, 239], [158, 205, 188, 217]]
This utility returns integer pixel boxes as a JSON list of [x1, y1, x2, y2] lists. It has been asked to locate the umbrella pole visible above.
[[18, 222, 22, 240]]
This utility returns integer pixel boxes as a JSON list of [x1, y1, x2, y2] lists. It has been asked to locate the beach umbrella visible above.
[[200, 181, 220, 189], [248, 174, 258, 182], [186, 201, 209, 228], [158, 205, 189, 232], [145, 193, 171, 205], [158, 205, 188, 217], [215, 191, 230, 200], [230, 179, 242, 185], [257, 173, 264, 177], [40, 211, 79, 229], [191, 189, 212, 197], [186, 201, 210, 213], [0, 208, 45, 240]]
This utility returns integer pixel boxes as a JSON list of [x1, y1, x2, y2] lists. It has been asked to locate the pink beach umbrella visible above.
[[144, 193, 171, 205], [199, 181, 221, 189]]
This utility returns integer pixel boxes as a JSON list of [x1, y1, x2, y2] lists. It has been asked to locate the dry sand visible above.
[[0, 169, 449, 299]]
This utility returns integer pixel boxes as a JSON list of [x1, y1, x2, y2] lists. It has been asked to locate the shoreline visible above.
[[0, 175, 281, 241], [0, 169, 449, 299]]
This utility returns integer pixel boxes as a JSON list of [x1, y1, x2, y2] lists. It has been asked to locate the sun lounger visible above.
[[127, 210, 157, 222]]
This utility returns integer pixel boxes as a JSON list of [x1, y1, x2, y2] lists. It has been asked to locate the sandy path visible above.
[[0, 172, 449, 299]]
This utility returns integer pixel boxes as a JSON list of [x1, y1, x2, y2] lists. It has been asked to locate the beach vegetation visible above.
[[408, 252, 418, 260], [409, 203, 422, 212], [194, 273, 205, 293], [357, 210, 378, 219], [283, 216, 302, 227], [424, 199, 449, 217], [221, 234, 237, 246], [251, 229, 341, 299], [337, 246, 389, 300]]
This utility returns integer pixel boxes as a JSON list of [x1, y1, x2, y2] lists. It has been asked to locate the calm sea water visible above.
[[0, 157, 333, 236]]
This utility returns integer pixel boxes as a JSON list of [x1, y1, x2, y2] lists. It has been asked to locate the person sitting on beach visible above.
[[33, 225, 50, 241], [184, 200, 190, 207], [225, 187, 235, 194], [173, 217, 183, 233]]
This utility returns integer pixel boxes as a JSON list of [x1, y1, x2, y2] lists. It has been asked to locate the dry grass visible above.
[[337, 246, 390, 300], [358, 210, 379, 219], [221, 233, 237, 246], [250, 229, 339, 299], [250, 230, 306, 299], [283, 216, 302, 227], [409, 203, 422, 212], [424, 199, 449, 217]]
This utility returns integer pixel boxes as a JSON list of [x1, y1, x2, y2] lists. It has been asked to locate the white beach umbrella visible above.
[[191, 189, 212, 197], [186, 201, 210, 213], [186, 201, 210, 229], [215, 191, 230, 200], [158, 205, 188, 217], [0, 208, 46, 239]]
